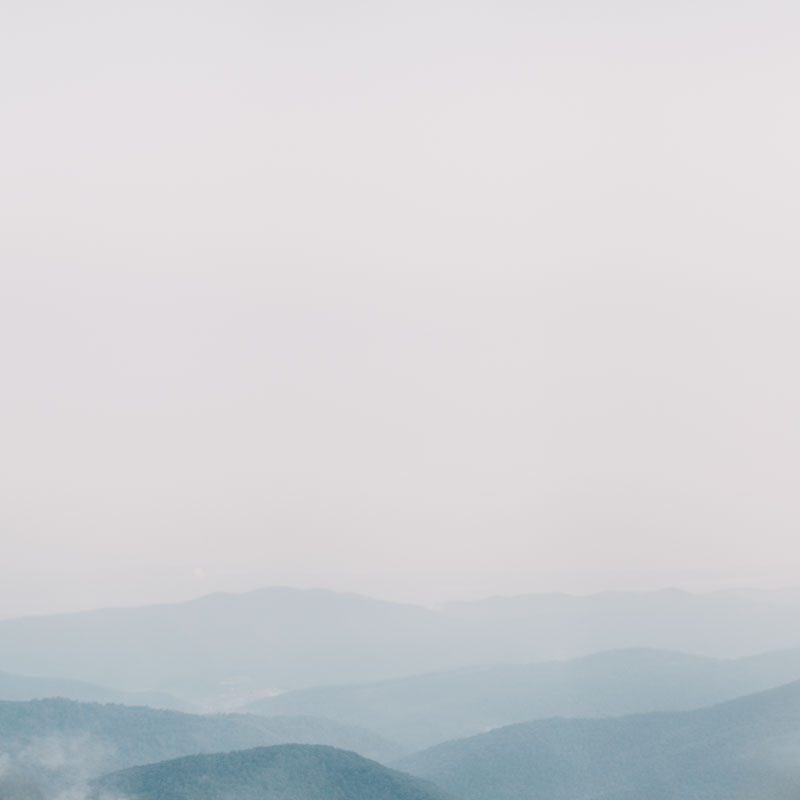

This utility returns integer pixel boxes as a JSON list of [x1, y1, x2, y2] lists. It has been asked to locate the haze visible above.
[[2, 0, 800, 618]]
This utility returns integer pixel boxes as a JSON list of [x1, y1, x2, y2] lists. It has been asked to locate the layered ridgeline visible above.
[[244, 646, 800, 748], [396, 680, 800, 800], [0, 589, 453, 704], [92, 745, 455, 800], [0, 669, 190, 711], [0, 698, 404, 799], [1, 587, 800, 705]]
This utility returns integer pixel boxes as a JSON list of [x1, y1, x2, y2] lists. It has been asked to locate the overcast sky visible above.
[[2, 0, 800, 617]]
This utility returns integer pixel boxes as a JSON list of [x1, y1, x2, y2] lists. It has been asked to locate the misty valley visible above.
[[2, 586, 800, 799]]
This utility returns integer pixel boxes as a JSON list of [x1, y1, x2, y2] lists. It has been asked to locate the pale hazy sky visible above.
[[3, 0, 800, 617]]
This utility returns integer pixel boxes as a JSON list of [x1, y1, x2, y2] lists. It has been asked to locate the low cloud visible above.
[[0, 734, 124, 800]]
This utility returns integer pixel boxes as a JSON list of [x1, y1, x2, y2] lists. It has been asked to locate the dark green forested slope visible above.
[[396, 679, 800, 800], [0, 698, 403, 788], [92, 744, 457, 800]]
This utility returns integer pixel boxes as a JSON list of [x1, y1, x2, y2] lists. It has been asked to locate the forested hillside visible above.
[[397, 679, 800, 800], [92, 744, 455, 800], [0, 698, 403, 799]]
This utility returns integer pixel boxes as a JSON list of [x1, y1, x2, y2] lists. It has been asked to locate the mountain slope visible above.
[[244, 646, 800, 748], [0, 668, 190, 710], [0, 697, 404, 793], [396, 680, 800, 800], [92, 744, 455, 800]]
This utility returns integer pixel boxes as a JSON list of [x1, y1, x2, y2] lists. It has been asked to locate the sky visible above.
[[2, 0, 800, 618]]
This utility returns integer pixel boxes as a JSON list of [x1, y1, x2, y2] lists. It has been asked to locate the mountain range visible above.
[[243, 645, 800, 748], [2, 587, 800, 705], [396, 679, 800, 800]]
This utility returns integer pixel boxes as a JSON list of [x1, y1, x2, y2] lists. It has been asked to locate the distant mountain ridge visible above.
[[1, 586, 800, 704], [396, 679, 800, 800], [91, 744, 456, 800], [243, 645, 800, 747], [0, 668, 190, 710], [0, 588, 457, 702]]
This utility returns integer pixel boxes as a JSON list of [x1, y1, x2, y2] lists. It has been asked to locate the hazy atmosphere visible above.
[[4, 0, 800, 618], [4, 4, 800, 800]]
